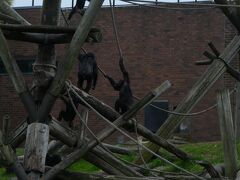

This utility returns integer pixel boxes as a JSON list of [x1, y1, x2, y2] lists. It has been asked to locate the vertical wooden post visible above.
[[24, 123, 49, 179], [234, 82, 240, 139], [217, 89, 238, 179], [32, 0, 61, 114], [2, 115, 11, 145]]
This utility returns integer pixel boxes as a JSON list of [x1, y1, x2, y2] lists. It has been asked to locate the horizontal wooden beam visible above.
[[0, 24, 100, 34], [3, 30, 102, 44]]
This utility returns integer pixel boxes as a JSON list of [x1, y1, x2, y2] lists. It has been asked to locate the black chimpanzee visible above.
[[105, 58, 134, 114], [78, 52, 98, 93], [58, 91, 80, 127], [68, 0, 91, 20]]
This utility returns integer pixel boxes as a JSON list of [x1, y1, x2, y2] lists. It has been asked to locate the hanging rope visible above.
[[66, 82, 206, 180], [109, 0, 123, 59], [60, 8, 69, 26]]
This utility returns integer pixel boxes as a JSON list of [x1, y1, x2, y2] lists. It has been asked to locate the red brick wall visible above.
[[0, 6, 227, 142]]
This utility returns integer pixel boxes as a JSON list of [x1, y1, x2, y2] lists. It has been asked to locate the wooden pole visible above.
[[23, 123, 49, 179], [217, 89, 238, 179], [134, 34, 240, 164]]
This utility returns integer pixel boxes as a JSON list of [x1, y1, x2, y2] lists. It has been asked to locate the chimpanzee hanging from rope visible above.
[[104, 57, 134, 114]]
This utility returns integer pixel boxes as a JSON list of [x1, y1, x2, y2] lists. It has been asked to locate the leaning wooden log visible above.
[[135, 34, 240, 164], [84, 150, 126, 175], [0, 29, 37, 122], [214, 0, 240, 32], [0, 1, 30, 25], [49, 118, 78, 147], [3, 30, 102, 44], [217, 89, 238, 179], [0, 12, 22, 24], [43, 81, 171, 179], [8, 120, 27, 149], [23, 123, 49, 179], [90, 146, 142, 176], [0, 131, 27, 180]]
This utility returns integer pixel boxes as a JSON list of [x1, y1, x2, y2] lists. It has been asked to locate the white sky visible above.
[[12, 0, 198, 7]]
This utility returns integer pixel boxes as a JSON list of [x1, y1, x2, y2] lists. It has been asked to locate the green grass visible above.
[[1, 141, 240, 179]]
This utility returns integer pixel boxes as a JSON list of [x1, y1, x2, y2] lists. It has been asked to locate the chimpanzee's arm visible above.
[[92, 61, 98, 89], [106, 76, 122, 91], [119, 57, 130, 84]]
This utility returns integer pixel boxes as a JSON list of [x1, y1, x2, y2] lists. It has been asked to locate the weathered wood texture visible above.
[[0, 1, 30, 25], [0, 12, 21, 24], [135, 35, 240, 164], [77, 107, 88, 147], [43, 81, 171, 179], [0, 30, 27, 94], [49, 118, 77, 147], [23, 123, 49, 174], [217, 89, 238, 179]]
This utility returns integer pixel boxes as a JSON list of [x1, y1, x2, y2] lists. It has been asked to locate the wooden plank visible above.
[[23, 123, 49, 177], [217, 89, 238, 179], [43, 81, 171, 179], [135, 35, 240, 164]]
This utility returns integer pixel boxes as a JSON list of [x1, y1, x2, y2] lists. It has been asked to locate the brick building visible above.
[[0, 5, 237, 142]]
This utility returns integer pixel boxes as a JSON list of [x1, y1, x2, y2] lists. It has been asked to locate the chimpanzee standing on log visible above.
[[78, 52, 98, 93], [68, 0, 91, 20], [105, 58, 134, 114]]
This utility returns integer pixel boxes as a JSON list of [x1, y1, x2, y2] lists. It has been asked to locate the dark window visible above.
[[144, 100, 169, 133], [0, 58, 34, 75]]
